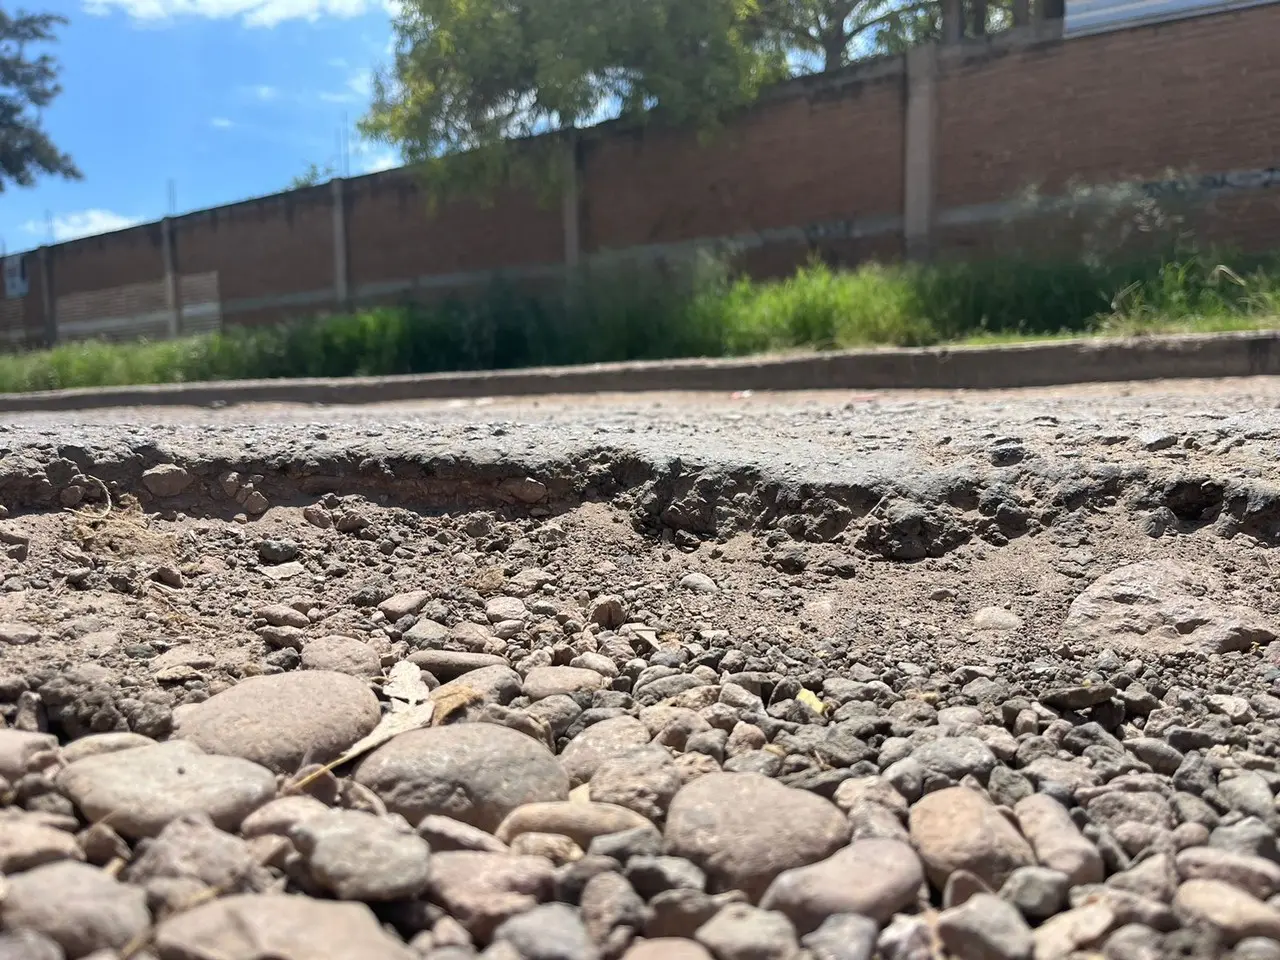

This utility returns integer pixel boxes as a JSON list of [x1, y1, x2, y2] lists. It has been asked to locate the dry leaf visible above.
[[384, 660, 431, 708], [292, 701, 436, 790]]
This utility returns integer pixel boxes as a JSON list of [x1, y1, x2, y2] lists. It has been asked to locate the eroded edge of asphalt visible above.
[[1, 422, 1277, 561]]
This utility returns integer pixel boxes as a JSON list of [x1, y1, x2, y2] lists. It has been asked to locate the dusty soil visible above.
[[0, 379, 1277, 959]]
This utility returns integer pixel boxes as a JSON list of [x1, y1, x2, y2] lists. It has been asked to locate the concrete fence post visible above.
[[37, 246, 56, 347], [562, 133, 582, 272], [903, 44, 939, 261], [161, 218, 182, 338], [331, 177, 350, 311]]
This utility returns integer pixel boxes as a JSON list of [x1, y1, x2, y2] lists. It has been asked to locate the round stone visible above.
[[354, 723, 569, 830], [523, 666, 606, 701], [560, 716, 652, 787], [0, 861, 149, 958], [172, 671, 381, 774], [760, 838, 925, 933], [57, 741, 276, 840], [910, 787, 1035, 890], [153, 892, 417, 960], [664, 772, 850, 902], [300, 636, 383, 677]]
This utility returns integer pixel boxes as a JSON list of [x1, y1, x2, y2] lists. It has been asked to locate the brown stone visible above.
[[909, 787, 1035, 890]]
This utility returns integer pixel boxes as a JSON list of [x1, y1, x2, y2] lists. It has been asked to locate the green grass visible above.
[[2, 252, 1278, 394]]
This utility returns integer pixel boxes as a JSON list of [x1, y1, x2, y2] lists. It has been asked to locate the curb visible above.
[[1, 331, 1278, 412]]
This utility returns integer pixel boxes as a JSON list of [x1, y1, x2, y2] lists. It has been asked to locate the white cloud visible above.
[[83, 0, 379, 27], [349, 135, 399, 174], [320, 67, 372, 104], [244, 84, 278, 101], [24, 210, 142, 243], [360, 148, 398, 173], [210, 116, 234, 128]]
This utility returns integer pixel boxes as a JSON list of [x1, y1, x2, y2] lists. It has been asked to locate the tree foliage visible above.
[[362, 0, 995, 190], [289, 161, 337, 190], [360, 0, 787, 192], [755, 0, 937, 69], [0, 8, 78, 193]]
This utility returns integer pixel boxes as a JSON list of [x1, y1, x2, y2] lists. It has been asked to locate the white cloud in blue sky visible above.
[[0, 0, 400, 252]]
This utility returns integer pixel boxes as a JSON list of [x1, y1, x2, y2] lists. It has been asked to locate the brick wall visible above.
[[935, 5, 1280, 207], [2, 1, 1277, 347]]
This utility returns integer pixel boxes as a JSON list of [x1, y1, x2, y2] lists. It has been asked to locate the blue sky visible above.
[[2, 0, 403, 255]]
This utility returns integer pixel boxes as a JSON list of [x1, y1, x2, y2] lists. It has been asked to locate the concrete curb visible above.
[[2, 330, 1278, 412]]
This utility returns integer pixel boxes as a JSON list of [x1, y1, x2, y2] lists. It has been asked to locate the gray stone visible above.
[[1174, 879, 1280, 943], [0, 931, 64, 960], [695, 903, 800, 960], [625, 855, 706, 899], [1102, 923, 1163, 960], [152, 892, 416, 959], [589, 745, 683, 823], [0, 813, 83, 873], [1041, 684, 1117, 711], [172, 670, 381, 774], [0, 729, 56, 780], [680, 573, 719, 594], [1062, 560, 1277, 656], [408, 650, 509, 681], [291, 809, 432, 901], [800, 914, 878, 960], [355, 723, 569, 830], [0, 861, 149, 959], [378, 590, 431, 620], [911, 737, 997, 782], [495, 801, 654, 849], [492, 902, 598, 960], [621, 941, 713, 960], [1176, 847, 1280, 901], [426, 851, 557, 940], [1220, 772, 1278, 822], [560, 716, 652, 787], [142, 463, 192, 497], [937, 892, 1033, 960], [417, 815, 509, 854], [664, 772, 849, 902], [524, 666, 607, 701], [589, 825, 664, 863], [760, 838, 924, 934], [57, 741, 275, 840], [1212, 818, 1280, 863], [1233, 937, 1280, 960], [1001, 866, 1069, 920], [1014, 794, 1105, 887], [300, 635, 383, 677], [646, 889, 747, 939], [125, 813, 270, 897], [580, 872, 648, 945]]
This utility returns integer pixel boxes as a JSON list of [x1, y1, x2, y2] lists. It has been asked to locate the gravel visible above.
[[0, 381, 1276, 956]]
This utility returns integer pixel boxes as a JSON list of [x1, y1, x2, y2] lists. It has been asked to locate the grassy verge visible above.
[[1, 253, 1278, 394]]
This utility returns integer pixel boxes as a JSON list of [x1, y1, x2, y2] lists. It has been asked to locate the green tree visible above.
[[0, 8, 79, 192], [360, 0, 785, 191], [361, 0, 983, 192], [289, 161, 337, 189], [754, 0, 939, 70]]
